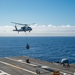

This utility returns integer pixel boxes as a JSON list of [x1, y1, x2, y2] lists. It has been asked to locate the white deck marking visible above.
[[6, 57, 37, 66], [0, 61, 37, 75], [5, 57, 73, 74], [0, 70, 11, 75]]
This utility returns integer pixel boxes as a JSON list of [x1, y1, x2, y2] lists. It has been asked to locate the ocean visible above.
[[0, 37, 75, 63]]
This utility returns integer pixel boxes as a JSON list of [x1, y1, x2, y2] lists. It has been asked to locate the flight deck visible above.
[[0, 56, 75, 75]]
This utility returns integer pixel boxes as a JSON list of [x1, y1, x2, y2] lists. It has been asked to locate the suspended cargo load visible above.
[[26, 44, 30, 49]]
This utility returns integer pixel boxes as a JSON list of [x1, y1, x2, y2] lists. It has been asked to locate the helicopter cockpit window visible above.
[[28, 27, 31, 29]]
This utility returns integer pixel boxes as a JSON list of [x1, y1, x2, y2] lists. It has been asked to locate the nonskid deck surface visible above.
[[0, 56, 75, 75]]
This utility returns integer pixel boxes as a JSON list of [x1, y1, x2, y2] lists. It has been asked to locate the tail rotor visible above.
[[15, 26, 17, 30]]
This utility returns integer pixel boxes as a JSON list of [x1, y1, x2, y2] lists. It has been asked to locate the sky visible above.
[[0, 0, 75, 36]]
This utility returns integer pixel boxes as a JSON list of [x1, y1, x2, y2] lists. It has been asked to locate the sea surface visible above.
[[0, 37, 75, 63]]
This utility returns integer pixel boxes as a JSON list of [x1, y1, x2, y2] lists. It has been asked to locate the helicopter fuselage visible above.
[[13, 26, 32, 32]]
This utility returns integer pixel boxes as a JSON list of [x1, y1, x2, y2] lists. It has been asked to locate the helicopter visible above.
[[11, 22, 35, 49], [11, 22, 34, 33]]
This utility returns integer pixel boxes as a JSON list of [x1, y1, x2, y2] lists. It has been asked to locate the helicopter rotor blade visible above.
[[11, 22, 28, 26], [11, 22, 35, 27]]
